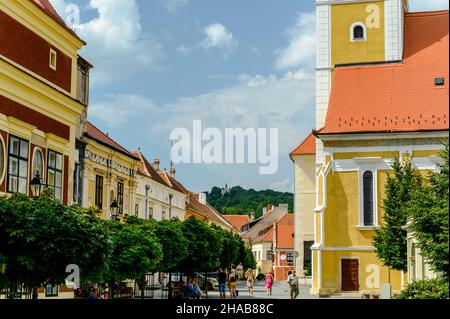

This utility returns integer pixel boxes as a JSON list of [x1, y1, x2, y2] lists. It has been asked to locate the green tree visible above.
[[153, 219, 188, 272], [206, 186, 293, 218], [408, 144, 449, 279], [180, 217, 223, 273], [0, 194, 111, 295], [242, 246, 256, 270], [213, 226, 242, 268], [106, 219, 163, 283], [373, 156, 421, 272]]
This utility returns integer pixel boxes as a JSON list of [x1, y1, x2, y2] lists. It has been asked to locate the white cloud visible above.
[[275, 11, 316, 70], [91, 74, 315, 155], [270, 179, 294, 193], [159, 0, 189, 12], [201, 23, 239, 58], [409, 0, 449, 12], [89, 94, 156, 128], [54, 0, 163, 86]]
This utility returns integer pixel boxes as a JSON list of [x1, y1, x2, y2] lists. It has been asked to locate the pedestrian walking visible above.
[[236, 262, 244, 280], [228, 268, 238, 299], [287, 271, 300, 299], [217, 268, 227, 299], [245, 268, 255, 295], [265, 272, 274, 296]]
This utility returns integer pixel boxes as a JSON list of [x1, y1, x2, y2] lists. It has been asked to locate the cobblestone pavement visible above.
[[204, 281, 362, 300]]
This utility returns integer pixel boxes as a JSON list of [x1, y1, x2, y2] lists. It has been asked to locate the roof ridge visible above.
[[86, 121, 137, 158], [406, 10, 449, 17]]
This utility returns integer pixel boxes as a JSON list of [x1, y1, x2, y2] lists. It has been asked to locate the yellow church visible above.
[[292, 0, 449, 296]]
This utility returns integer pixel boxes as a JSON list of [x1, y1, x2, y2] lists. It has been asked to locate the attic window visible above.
[[435, 77, 445, 86], [49, 49, 57, 70], [350, 23, 367, 42]]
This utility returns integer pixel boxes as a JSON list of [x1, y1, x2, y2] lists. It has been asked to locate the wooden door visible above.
[[341, 259, 359, 291]]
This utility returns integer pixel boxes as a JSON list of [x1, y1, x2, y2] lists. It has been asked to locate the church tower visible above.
[[315, 0, 409, 165]]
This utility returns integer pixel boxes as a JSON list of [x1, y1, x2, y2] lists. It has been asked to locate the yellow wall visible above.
[[331, 1, 385, 66], [321, 250, 404, 292]]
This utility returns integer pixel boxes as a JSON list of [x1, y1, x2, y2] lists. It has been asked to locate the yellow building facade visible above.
[[0, 0, 85, 204], [305, 0, 449, 297]]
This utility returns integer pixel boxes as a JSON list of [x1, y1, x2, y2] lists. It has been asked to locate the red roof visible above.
[[85, 122, 138, 159], [30, 0, 85, 44], [275, 214, 294, 249], [319, 11, 449, 135], [291, 133, 316, 156], [253, 228, 274, 243], [223, 215, 251, 231], [134, 151, 171, 186]]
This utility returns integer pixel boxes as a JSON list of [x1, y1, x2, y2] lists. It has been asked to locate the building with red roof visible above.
[[294, 1, 449, 297]]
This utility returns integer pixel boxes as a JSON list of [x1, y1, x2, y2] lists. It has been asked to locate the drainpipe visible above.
[[169, 194, 173, 220], [145, 185, 150, 220]]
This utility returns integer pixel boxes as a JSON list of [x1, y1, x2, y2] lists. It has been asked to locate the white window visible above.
[[358, 169, 378, 228], [7, 135, 29, 194], [49, 49, 57, 70], [350, 22, 367, 42], [32, 149, 44, 179], [47, 150, 63, 201], [0, 136, 5, 184]]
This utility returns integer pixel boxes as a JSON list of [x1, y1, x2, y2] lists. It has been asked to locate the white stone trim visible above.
[[350, 22, 367, 42], [318, 131, 449, 141], [313, 246, 376, 251], [358, 167, 379, 228], [0, 134, 5, 186], [326, 144, 445, 154], [385, 0, 404, 61]]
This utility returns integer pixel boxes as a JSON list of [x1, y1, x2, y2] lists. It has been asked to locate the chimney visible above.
[[250, 211, 255, 220], [262, 207, 268, 216], [267, 204, 274, 213], [169, 161, 176, 178], [279, 203, 289, 213], [152, 159, 160, 171], [198, 193, 207, 205]]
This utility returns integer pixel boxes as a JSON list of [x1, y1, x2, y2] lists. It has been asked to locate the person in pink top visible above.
[[265, 272, 274, 296]]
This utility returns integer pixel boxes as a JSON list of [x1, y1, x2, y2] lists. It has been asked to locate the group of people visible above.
[[217, 263, 256, 299], [217, 266, 301, 299]]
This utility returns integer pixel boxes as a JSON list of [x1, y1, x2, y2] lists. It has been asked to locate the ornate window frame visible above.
[[350, 22, 367, 42], [0, 134, 5, 186]]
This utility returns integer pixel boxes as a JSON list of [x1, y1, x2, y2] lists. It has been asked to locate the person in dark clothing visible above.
[[217, 268, 227, 299]]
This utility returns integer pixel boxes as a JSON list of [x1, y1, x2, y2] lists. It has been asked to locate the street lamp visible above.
[[110, 199, 120, 221], [30, 171, 45, 198]]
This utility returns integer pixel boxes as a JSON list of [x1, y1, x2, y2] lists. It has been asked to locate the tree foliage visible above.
[[408, 144, 449, 279], [373, 156, 421, 272], [206, 186, 293, 218], [180, 217, 223, 273], [106, 218, 162, 282], [0, 195, 256, 294], [0, 194, 111, 290]]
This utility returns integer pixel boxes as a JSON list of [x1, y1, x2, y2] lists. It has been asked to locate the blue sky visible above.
[[52, 0, 449, 193]]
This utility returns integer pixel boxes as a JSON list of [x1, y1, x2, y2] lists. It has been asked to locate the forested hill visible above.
[[206, 186, 293, 218]]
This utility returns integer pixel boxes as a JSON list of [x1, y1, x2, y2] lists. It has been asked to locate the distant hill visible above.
[[205, 186, 293, 219]]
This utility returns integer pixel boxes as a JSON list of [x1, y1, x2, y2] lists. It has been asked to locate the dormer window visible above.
[[350, 23, 367, 42]]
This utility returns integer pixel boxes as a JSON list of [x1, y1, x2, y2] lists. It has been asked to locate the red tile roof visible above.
[[275, 214, 294, 249], [319, 11, 449, 135], [30, 0, 85, 44], [85, 122, 138, 159], [134, 151, 171, 186], [291, 133, 316, 156], [253, 228, 274, 243], [160, 173, 233, 229], [223, 215, 251, 231]]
